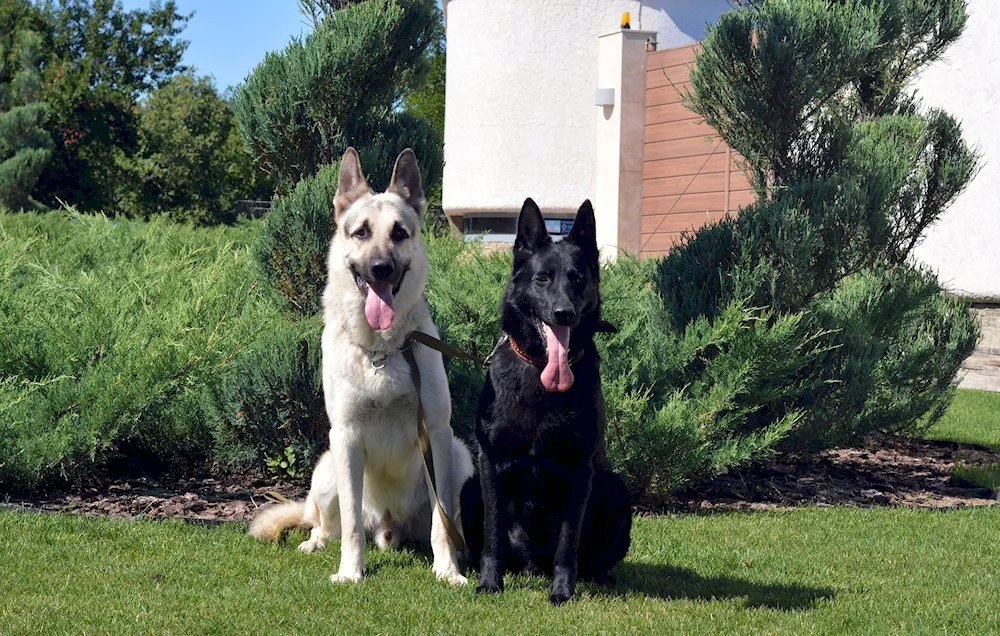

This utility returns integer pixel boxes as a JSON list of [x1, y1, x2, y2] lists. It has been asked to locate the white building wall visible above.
[[442, 0, 731, 219], [911, 0, 1000, 301]]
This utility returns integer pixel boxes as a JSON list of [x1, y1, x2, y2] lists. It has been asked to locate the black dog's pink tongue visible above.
[[540, 324, 573, 392], [365, 282, 394, 331]]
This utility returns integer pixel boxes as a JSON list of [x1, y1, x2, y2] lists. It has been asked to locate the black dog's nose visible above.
[[553, 307, 576, 325], [370, 259, 394, 281]]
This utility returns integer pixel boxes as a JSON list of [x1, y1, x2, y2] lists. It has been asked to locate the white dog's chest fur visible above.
[[324, 332, 424, 473]]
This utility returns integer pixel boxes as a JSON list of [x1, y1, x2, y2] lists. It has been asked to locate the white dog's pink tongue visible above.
[[365, 282, 394, 331], [540, 324, 573, 392]]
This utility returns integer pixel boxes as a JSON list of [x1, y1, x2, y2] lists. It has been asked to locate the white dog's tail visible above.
[[248, 500, 310, 542]]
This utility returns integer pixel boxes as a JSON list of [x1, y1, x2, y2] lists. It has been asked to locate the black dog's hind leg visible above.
[[460, 474, 484, 568], [548, 469, 594, 605], [578, 469, 632, 587], [476, 451, 508, 594]]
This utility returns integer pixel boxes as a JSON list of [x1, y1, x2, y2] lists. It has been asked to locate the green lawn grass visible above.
[[923, 389, 1000, 449], [2, 507, 999, 633]]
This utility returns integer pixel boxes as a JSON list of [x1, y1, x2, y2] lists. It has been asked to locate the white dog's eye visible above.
[[353, 225, 370, 240], [391, 224, 409, 242]]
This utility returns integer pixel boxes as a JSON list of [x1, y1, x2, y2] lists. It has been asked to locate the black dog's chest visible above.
[[488, 409, 590, 473], [478, 360, 602, 477]]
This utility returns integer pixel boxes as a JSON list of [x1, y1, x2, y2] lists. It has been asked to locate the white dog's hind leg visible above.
[[298, 492, 340, 553], [297, 451, 340, 553]]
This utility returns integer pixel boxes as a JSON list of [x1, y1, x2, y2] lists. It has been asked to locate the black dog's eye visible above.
[[568, 270, 584, 285], [353, 224, 370, 240], [390, 223, 409, 242], [534, 272, 551, 284]]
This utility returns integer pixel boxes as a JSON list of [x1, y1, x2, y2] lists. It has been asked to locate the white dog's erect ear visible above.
[[334, 147, 369, 221], [387, 148, 426, 216]]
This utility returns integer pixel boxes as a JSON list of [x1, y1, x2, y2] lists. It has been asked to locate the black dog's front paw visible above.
[[548, 574, 575, 605], [476, 579, 504, 595], [476, 558, 504, 594]]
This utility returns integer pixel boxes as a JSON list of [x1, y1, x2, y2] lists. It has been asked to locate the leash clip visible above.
[[483, 335, 508, 366]]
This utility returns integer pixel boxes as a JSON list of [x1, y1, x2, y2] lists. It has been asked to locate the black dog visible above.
[[461, 198, 632, 605]]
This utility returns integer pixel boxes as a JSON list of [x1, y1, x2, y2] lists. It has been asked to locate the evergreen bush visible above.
[[252, 162, 339, 318], [212, 316, 326, 472], [0, 211, 279, 492], [653, 0, 980, 455]]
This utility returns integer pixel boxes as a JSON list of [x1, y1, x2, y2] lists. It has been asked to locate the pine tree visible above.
[[655, 0, 979, 451], [232, 0, 443, 314], [0, 28, 52, 211]]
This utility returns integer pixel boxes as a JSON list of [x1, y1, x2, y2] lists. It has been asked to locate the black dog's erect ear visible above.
[[565, 200, 598, 265], [514, 198, 551, 261], [387, 148, 426, 216], [334, 147, 369, 221]]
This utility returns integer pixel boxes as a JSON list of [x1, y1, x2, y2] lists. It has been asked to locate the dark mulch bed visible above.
[[646, 434, 999, 513], [4, 435, 997, 524]]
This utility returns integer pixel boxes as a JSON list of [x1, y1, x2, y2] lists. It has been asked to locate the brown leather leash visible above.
[[400, 331, 486, 553]]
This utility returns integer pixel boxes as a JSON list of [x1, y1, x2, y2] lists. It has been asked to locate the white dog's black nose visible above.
[[370, 259, 394, 281]]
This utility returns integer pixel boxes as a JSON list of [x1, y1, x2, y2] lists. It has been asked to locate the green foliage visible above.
[[232, 0, 443, 192], [266, 444, 303, 479], [4, 0, 192, 210], [0, 102, 52, 210], [404, 14, 445, 135], [0, 21, 51, 211], [212, 316, 326, 472], [424, 233, 511, 441], [236, 0, 445, 318], [0, 210, 279, 492], [422, 235, 831, 494], [2, 2, 275, 217], [113, 74, 273, 225], [652, 0, 980, 457], [253, 161, 340, 317], [0, 205, 981, 499]]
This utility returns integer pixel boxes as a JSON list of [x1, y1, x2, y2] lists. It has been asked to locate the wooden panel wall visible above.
[[641, 44, 755, 258]]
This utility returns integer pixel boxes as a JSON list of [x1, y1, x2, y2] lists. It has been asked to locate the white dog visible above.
[[249, 147, 473, 585]]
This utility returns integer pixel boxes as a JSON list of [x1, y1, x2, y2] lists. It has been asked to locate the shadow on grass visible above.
[[605, 561, 835, 610], [278, 532, 834, 611]]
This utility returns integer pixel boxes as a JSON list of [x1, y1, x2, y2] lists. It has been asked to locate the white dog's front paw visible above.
[[330, 570, 365, 584], [297, 537, 326, 553], [433, 562, 468, 586]]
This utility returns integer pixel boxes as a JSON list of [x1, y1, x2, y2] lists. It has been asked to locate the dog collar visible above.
[[505, 333, 584, 367]]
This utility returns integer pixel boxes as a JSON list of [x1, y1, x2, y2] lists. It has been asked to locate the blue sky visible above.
[[121, 0, 313, 92]]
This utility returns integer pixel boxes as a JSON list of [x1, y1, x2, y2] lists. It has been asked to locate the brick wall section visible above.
[[641, 44, 755, 258], [960, 304, 1000, 392]]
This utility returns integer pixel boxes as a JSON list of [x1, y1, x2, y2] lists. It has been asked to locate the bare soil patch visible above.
[[4, 435, 997, 523]]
